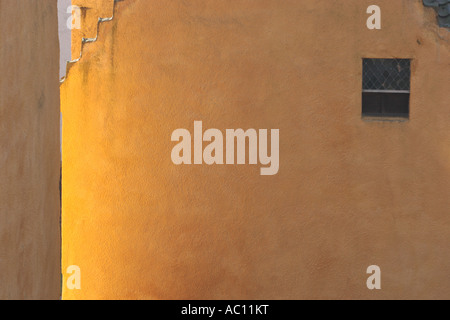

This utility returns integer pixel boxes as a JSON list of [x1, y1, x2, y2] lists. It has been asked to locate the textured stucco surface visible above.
[[70, 0, 114, 62], [61, 0, 450, 300], [0, 0, 61, 299]]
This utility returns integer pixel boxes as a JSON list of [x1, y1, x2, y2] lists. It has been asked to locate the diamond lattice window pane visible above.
[[363, 59, 411, 91]]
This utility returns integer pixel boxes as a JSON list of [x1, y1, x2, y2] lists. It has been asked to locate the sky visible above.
[[58, 0, 72, 79], [58, 0, 72, 150]]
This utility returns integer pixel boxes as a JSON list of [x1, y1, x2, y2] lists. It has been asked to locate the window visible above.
[[362, 59, 411, 118]]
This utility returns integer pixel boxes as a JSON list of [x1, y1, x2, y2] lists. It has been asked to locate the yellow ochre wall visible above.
[[0, 0, 61, 299], [61, 0, 450, 299]]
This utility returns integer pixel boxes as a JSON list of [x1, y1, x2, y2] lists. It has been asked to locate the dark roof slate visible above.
[[423, 0, 450, 28]]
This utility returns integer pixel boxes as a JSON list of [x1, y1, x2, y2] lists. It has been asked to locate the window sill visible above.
[[362, 114, 409, 122]]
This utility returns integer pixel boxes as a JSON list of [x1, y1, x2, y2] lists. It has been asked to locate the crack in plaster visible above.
[[60, 0, 119, 83]]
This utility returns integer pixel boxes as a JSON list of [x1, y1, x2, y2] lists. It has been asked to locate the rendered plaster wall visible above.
[[61, 0, 450, 299], [0, 0, 61, 299], [70, 0, 114, 61]]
